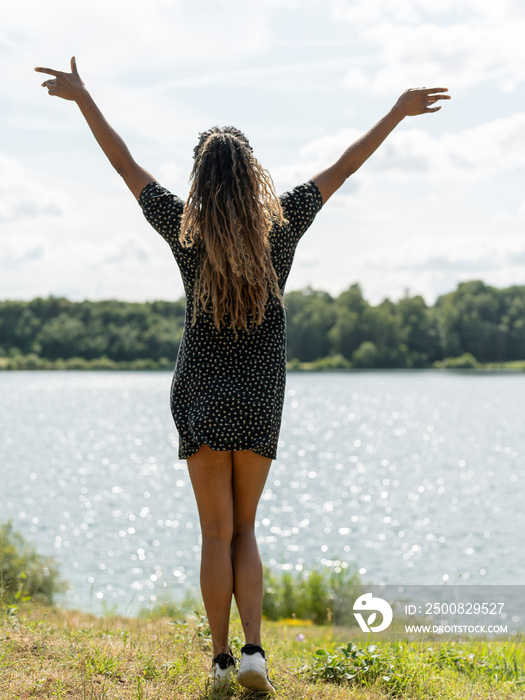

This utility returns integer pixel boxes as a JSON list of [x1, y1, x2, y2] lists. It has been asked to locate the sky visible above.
[[2, 0, 525, 305]]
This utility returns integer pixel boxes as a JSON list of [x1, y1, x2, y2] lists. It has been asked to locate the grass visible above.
[[3, 353, 525, 372], [1, 602, 523, 699]]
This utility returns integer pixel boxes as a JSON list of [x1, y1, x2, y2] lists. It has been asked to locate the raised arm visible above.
[[311, 87, 450, 204], [35, 57, 155, 200]]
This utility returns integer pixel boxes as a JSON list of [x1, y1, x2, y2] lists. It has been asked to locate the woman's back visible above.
[[139, 177, 323, 460]]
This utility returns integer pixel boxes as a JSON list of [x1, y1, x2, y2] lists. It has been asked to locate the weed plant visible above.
[[262, 561, 360, 624], [0, 520, 67, 606], [300, 638, 525, 698]]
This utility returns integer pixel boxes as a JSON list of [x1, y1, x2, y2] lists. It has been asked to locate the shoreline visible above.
[[1, 359, 525, 373]]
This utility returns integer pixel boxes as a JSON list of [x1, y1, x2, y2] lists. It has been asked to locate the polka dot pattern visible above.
[[139, 179, 323, 459]]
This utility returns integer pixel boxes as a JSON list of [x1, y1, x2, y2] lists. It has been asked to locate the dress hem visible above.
[[180, 441, 276, 461]]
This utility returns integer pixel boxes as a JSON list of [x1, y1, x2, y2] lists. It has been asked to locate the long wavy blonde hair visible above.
[[180, 126, 286, 332]]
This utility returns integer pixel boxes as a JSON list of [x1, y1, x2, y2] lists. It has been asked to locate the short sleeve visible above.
[[278, 180, 323, 248], [269, 180, 323, 291], [138, 181, 186, 253], [138, 181, 198, 292]]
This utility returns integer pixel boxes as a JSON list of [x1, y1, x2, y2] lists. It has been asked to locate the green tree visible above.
[[328, 284, 368, 360], [285, 288, 335, 362], [501, 286, 525, 360], [352, 341, 379, 368], [2, 283, 525, 369], [398, 293, 440, 366], [36, 313, 86, 360], [436, 281, 508, 362]]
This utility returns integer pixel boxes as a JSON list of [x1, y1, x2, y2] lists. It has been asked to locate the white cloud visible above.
[[331, 0, 525, 92], [346, 230, 525, 304], [363, 21, 525, 92], [271, 127, 363, 189], [276, 113, 525, 193], [331, 0, 525, 28], [359, 232, 525, 273], [377, 114, 525, 183], [3, 0, 273, 76], [343, 68, 369, 89], [94, 235, 152, 266], [0, 237, 44, 270], [331, 0, 453, 27], [0, 154, 68, 221], [158, 161, 188, 195]]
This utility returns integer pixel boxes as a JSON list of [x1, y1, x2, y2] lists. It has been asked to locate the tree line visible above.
[[1, 280, 524, 369]]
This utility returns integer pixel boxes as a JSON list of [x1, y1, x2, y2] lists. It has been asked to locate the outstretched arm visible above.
[[311, 87, 450, 204], [35, 57, 155, 200]]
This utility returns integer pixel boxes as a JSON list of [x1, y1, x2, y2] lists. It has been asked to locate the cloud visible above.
[[331, 0, 525, 92], [4, 0, 274, 77], [0, 238, 44, 270], [376, 114, 525, 183], [331, 0, 525, 27], [158, 161, 188, 195], [342, 229, 525, 305], [0, 154, 68, 221], [0, 31, 32, 56], [99, 235, 152, 266], [0, 220, 186, 302], [271, 127, 363, 189], [332, 0, 525, 26], [275, 113, 525, 194], [359, 232, 525, 274], [139, 56, 355, 94]]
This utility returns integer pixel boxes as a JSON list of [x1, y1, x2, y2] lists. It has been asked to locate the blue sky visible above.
[[2, 0, 525, 304]]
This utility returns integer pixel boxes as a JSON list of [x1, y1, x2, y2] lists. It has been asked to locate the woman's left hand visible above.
[[35, 56, 87, 102], [392, 87, 451, 118]]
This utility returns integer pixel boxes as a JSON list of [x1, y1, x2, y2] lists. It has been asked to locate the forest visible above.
[[1, 279, 524, 370]]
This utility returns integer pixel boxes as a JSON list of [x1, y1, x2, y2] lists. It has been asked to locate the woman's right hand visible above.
[[35, 56, 87, 102]]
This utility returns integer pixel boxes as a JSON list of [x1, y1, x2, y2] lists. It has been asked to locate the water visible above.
[[1, 370, 524, 616]]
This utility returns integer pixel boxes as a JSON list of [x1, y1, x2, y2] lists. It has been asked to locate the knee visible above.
[[232, 521, 255, 539], [201, 518, 234, 544]]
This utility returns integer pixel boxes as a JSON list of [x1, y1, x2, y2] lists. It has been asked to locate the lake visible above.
[[1, 370, 524, 616]]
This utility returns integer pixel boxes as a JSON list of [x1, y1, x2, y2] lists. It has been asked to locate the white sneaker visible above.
[[237, 644, 275, 693], [211, 650, 237, 688]]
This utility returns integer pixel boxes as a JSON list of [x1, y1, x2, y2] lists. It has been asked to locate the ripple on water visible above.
[[1, 370, 524, 615]]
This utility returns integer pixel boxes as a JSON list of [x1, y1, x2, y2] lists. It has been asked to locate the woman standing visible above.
[[35, 57, 449, 693]]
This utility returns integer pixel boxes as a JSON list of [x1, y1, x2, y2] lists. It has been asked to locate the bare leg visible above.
[[187, 445, 234, 657], [231, 449, 272, 646]]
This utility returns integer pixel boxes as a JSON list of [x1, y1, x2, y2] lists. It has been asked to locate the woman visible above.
[[35, 57, 449, 693]]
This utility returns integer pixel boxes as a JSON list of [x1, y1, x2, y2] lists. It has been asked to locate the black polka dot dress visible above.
[[139, 179, 323, 460]]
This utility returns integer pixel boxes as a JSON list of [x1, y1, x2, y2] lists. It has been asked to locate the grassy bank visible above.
[[0, 354, 173, 371], [1, 603, 523, 699], [2, 353, 525, 371]]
